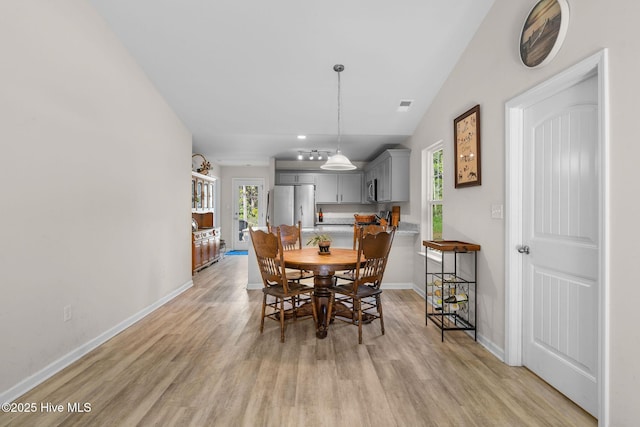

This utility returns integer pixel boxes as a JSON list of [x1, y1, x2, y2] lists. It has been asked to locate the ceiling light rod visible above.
[[321, 64, 356, 170], [336, 64, 343, 150]]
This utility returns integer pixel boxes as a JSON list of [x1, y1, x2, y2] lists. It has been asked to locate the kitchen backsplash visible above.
[[315, 204, 373, 224], [317, 216, 356, 225], [316, 211, 372, 225], [316, 202, 409, 226]]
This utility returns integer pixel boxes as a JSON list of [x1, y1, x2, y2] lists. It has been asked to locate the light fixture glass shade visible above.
[[321, 150, 356, 170]]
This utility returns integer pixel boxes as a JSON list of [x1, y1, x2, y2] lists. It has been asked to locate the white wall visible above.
[[405, 0, 640, 424], [0, 0, 192, 400]]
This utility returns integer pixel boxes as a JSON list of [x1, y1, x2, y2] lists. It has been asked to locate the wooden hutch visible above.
[[192, 171, 221, 274]]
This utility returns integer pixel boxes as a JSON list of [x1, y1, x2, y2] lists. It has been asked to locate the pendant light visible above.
[[321, 64, 357, 170]]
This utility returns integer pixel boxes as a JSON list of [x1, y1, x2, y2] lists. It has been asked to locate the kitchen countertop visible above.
[[302, 222, 419, 236]]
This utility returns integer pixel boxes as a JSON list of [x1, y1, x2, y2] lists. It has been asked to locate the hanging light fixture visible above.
[[321, 64, 356, 170]]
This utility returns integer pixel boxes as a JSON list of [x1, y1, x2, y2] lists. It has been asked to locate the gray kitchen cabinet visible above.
[[339, 173, 363, 203], [315, 172, 363, 204], [315, 174, 338, 203], [365, 148, 410, 202], [277, 172, 316, 185]]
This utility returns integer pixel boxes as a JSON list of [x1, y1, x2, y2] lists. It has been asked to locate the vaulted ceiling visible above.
[[88, 0, 495, 166]]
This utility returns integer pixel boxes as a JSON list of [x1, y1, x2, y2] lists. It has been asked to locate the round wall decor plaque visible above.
[[519, 0, 570, 68]]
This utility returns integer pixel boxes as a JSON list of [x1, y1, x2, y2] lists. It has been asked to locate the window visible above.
[[430, 147, 443, 240], [423, 142, 443, 250]]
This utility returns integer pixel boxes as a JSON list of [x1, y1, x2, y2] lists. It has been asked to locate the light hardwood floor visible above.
[[1, 255, 596, 427]]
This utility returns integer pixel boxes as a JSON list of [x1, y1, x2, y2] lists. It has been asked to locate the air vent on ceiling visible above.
[[397, 99, 414, 112]]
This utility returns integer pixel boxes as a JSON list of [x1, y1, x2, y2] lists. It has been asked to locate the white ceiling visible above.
[[88, 0, 495, 167]]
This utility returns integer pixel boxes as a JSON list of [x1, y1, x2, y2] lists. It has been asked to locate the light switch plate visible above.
[[491, 204, 504, 219]]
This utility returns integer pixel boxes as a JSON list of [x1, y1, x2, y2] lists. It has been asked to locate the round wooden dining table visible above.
[[283, 247, 358, 338]]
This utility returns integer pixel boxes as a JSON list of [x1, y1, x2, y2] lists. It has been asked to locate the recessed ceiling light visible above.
[[297, 135, 306, 140]]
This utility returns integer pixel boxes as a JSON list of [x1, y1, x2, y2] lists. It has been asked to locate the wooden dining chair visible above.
[[267, 221, 314, 282], [334, 222, 389, 283], [328, 226, 395, 344], [250, 227, 317, 343]]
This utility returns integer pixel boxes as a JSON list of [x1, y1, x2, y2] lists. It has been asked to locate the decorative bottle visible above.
[[318, 208, 323, 223]]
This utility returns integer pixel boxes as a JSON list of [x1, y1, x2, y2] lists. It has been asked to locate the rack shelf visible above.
[[423, 240, 480, 342]]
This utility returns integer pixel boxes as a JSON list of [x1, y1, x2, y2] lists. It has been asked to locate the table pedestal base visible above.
[[282, 247, 360, 340], [313, 274, 333, 338]]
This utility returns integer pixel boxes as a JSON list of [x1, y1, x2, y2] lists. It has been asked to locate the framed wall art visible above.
[[519, 0, 570, 68], [454, 104, 481, 188]]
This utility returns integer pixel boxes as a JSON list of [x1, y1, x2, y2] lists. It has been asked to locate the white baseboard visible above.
[[380, 282, 414, 290], [0, 279, 193, 405], [476, 334, 505, 362]]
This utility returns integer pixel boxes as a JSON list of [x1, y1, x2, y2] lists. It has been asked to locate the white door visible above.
[[522, 74, 599, 416], [232, 178, 264, 251]]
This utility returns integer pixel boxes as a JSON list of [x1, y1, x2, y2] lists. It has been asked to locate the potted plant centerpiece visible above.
[[307, 233, 332, 254]]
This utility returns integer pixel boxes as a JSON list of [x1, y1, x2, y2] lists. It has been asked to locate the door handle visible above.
[[517, 245, 530, 254]]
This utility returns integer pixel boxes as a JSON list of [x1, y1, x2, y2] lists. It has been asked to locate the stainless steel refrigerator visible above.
[[268, 185, 315, 227]]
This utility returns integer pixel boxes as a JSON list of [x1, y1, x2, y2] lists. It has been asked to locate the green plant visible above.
[[306, 233, 332, 246]]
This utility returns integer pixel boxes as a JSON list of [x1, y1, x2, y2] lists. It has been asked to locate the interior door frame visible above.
[[504, 50, 609, 424], [231, 178, 265, 250]]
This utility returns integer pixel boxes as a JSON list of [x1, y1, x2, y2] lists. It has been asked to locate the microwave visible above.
[[366, 179, 377, 203]]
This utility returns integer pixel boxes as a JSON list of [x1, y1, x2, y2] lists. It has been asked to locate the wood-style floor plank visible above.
[[0, 256, 596, 427]]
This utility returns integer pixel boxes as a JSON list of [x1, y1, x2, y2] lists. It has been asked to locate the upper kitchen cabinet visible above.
[[365, 148, 410, 202], [277, 172, 316, 185], [316, 172, 362, 204]]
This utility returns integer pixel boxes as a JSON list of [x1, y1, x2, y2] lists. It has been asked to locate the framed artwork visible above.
[[454, 105, 481, 188], [519, 0, 570, 68]]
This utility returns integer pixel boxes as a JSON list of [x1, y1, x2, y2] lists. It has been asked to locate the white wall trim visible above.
[[380, 282, 414, 290], [477, 334, 504, 362], [247, 282, 263, 290], [412, 283, 426, 298], [505, 49, 609, 425], [1, 280, 194, 405]]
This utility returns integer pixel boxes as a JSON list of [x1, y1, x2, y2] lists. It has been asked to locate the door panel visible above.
[[232, 179, 263, 251], [530, 268, 597, 373], [340, 173, 362, 203], [315, 174, 338, 203], [523, 74, 598, 416]]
